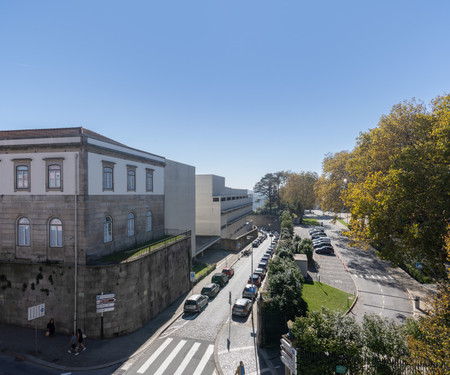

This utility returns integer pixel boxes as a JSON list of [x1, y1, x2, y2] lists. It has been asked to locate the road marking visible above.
[[193, 344, 214, 375], [154, 340, 187, 375], [137, 337, 172, 374], [173, 342, 201, 375]]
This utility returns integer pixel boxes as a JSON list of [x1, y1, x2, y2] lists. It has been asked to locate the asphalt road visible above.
[[306, 211, 413, 323], [113, 236, 273, 375]]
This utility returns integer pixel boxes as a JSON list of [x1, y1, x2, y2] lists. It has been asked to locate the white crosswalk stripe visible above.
[[353, 273, 394, 280], [137, 337, 172, 374], [174, 342, 201, 375], [135, 338, 215, 375]]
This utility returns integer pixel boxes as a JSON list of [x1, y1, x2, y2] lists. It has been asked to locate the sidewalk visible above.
[[0, 248, 243, 373]]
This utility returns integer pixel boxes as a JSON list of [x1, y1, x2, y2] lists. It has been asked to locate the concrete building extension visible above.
[[195, 174, 253, 256], [0, 127, 194, 337]]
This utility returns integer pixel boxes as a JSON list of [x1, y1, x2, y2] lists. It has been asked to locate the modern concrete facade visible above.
[[195, 175, 253, 254], [0, 127, 194, 335], [164, 159, 196, 255]]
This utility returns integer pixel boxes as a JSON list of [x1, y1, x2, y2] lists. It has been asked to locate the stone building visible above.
[[0, 128, 195, 336]]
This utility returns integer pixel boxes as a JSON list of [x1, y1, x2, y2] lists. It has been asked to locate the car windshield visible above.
[[202, 287, 211, 293], [185, 300, 197, 305]]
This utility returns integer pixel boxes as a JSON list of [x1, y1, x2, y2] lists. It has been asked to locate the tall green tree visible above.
[[254, 171, 289, 214], [345, 96, 450, 277], [281, 171, 318, 217], [314, 151, 351, 213]]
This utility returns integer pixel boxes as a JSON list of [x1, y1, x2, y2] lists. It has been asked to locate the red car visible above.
[[248, 274, 262, 287], [222, 267, 234, 278]]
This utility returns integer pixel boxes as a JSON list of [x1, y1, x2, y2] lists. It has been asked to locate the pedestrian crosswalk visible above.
[[352, 273, 394, 280], [121, 337, 216, 375]]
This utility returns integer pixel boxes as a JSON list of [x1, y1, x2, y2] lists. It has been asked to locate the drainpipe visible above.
[[74, 153, 79, 333]]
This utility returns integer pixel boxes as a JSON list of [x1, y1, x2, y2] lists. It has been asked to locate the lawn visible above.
[[302, 218, 320, 226], [302, 281, 355, 313]]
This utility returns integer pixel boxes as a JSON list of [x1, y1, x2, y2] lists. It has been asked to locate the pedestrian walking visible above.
[[235, 361, 245, 375], [46, 318, 55, 337], [77, 328, 86, 351], [68, 332, 79, 355]]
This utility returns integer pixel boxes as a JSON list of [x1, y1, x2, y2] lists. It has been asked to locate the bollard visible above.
[[414, 296, 420, 309]]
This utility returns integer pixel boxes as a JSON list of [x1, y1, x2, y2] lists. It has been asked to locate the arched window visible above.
[[104, 216, 113, 243], [18, 217, 31, 246], [127, 213, 135, 236], [146, 211, 152, 232], [49, 218, 63, 247]]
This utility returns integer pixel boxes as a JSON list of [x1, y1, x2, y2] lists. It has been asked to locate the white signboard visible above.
[[28, 303, 45, 321], [280, 337, 297, 375], [190, 272, 196, 282], [96, 293, 116, 313]]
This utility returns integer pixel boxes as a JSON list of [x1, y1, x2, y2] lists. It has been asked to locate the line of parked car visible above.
[[183, 266, 235, 314], [233, 233, 278, 317], [309, 227, 334, 254]]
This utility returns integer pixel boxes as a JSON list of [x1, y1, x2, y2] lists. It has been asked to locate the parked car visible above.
[[315, 245, 334, 254], [254, 267, 266, 279], [313, 238, 331, 247], [211, 273, 229, 287], [183, 294, 208, 313], [258, 261, 268, 270], [201, 283, 220, 299], [311, 233, 327, 240], [309, 227, 325, 234], [252, 241, 259, 248], [222, 267, 234, 278], [261, 254, 270, 262], [242, 284, 257, 299], [248, 274, 262, 287], [232, 298, 253, 317]]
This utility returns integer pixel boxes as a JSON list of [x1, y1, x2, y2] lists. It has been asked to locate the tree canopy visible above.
[[315, 95, 450, 278]]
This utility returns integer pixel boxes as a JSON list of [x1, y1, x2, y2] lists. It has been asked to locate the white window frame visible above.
[[18, 217, 31, 246], [146, 211, 152, 232], [104, 216, 113, 243], [49, 218, 63, 247], [127, 213, 135, 236]]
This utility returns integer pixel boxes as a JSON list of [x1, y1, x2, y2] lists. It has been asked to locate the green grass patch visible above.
[[192, 263, 216, 285], [302, 281, 355, 313], [337, 218, 349, 227], [302, 218, 320, 226], [98, 234, 185, 263]]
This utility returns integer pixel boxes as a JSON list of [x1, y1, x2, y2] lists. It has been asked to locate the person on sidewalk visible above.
[[68, 332, 79, 355], [46, 318, 55, 337], [235, 361, 245, 375], [77, 328, 86, 351]]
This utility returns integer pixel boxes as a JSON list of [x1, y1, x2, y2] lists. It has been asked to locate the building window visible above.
[[16, 166, 29, 189], [13, 159, 32, 192], [146, 211, 152, 232], [146, 169, 154, 192], [48, 164, 61, 189], [104, 216, 113, 243], [127, 167, 136, 192], [127, 213, 135, 236], [18, 217, 31, 246], [103, 167, 113, 190], [49, 218, 63, 247]]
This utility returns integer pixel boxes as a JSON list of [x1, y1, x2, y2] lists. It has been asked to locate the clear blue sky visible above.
[[1, 1, 449, 190]]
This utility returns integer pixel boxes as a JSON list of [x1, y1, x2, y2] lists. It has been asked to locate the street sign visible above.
[[96, 293, 116, 313], [249, 286, 256, 294], [190, 272, 196, 282], [416, 262, 423, 269], [28, 303, 45, 321], [280, 337, 297, 375]]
